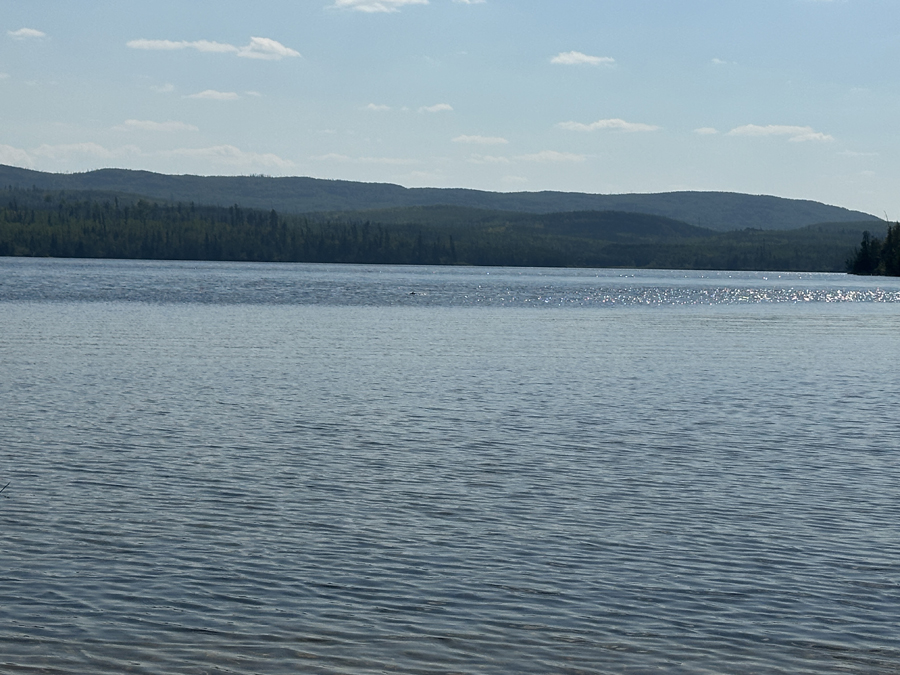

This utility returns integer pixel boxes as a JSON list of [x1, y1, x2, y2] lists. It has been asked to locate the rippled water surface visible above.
[[2, 258, 899, 674]]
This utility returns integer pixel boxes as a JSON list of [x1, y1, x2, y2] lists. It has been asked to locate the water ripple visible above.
[[1, 259, 899, 673], [2, 257, 900, 306]]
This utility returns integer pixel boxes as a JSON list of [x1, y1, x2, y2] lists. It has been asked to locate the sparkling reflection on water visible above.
[[1, 258, 899, 674]]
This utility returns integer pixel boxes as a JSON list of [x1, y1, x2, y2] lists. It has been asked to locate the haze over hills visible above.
[[0, 165, 879, 232]]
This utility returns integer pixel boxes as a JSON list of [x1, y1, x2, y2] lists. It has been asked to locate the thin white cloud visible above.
[[558, 118, 660, 133], [551, 51, 615, 67], [467, 154, 510, 164], [127, 39, 236, 53], [517, 150, 586, 163], [186, 90, 240, 100], [314, 152, 352, 161], [727, 124, 834, 142], [332, 0, 429, 12], [32, 143, 113, 160], [244, 90, 263, 97], [127, 37, 299, 60], [313, 153, 419, 165], [419, 103, 453, 113], [160, 145, 295, 170], [151, 83, 175, 93], [0, 141, 293, 174], [364, 103, 391, 111], [454, 0, 486, 3], [453, 135, 508, 145], [8, 28, 46, 39], [0, 73, 9, 80], [694, 127, 719, 135], [32, 143, 140, 161], [0, 144, 34, 168], [237, 37, 300, 60], [114, 119, 199, 132]]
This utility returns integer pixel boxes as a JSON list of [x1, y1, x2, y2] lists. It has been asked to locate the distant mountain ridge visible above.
[[0, 164, 879, 232]]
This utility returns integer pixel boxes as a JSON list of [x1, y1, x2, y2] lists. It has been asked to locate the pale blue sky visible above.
[[1, 0, 897, 216]]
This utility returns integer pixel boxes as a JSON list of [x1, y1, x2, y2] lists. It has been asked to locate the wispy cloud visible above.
[[468, 155, 510, 164], [694, 127, 719, 135], [8, 28, 46, 40], [517, 150, 586, 163], [0, 141, 293, 174], [419, 103, 453, 113], [453, 135, 508, 145], [127, 39, 236, 53], [467, 154, 510, 164], [727, 124, 834, 142], [151, 83, 175, 93], [364, 103, 391, 111], [1, 142, 139, 168], [186, 90, 240, 101], [32, 143, 140, 161], [332, 0, 428, 12], [557, 118, 660, 133], [0, 73, 9, 81], [238, 37, 301, 60], [114, 119, 199, 132], [127, 37, 300, 60], [313, 153, 420, 165], [551, 51, 615, 67], [314, 153, 353, 162], [454, 0, 486, 4], [0, 144, 35, 168], [160, 145, 295, 170]]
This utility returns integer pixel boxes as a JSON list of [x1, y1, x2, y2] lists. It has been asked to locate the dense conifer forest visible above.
[[0, 186, 887, 272], [847, 224, 900, 276]]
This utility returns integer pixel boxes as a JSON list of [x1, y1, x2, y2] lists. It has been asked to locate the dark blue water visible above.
[[2, 258, 899, 674]]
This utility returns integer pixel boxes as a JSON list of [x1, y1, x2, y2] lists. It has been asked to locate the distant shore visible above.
[[1, 186, 886, 273]]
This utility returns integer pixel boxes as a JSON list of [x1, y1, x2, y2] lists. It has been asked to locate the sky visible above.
[[1, 0, 898, 217]]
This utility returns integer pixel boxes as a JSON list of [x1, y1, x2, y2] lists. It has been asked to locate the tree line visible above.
[[0, 187, 878, 272], [847, 224, 900, 276], [0, 190, 461, 265]]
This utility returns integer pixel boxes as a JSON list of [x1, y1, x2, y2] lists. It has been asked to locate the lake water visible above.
[[1, 257, 899, 674]]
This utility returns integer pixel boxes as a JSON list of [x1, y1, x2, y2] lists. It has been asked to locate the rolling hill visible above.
[[2, 183, 884, 271], [0, 164, 879, 232]]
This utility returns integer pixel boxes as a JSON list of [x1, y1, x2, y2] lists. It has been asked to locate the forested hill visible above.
[[315, 205, 714, 240], [0, 164, 878, 232], [0, 186, 883, 271]]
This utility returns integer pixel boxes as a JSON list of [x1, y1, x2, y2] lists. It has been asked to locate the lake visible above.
[[1, 257, 899, 674]]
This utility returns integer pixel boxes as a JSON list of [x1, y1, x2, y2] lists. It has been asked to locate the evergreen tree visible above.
[[848, 231, 881, 275]]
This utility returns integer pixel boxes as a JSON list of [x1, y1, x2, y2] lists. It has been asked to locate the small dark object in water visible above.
[[409, 291, 416, 295], [0, 482, 9, 497]]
